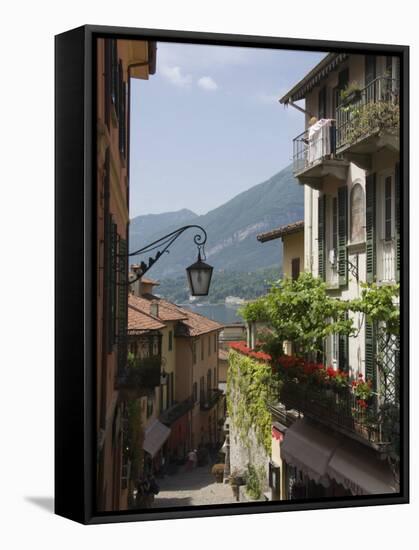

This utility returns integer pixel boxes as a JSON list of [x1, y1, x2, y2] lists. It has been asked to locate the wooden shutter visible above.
[[110, 40, 118, 106], [291, 258, 300, 281], [337, 186, 348, 287], [105, 216, 117, 353], [366, 174, 377, 283], [117, 237, 128, 373], [318, 195, 326, 281], [395, 162, 400, 282], [338, 314, 349, 372], [365, 320, 377, 390], [320, 86, 327, 119], [365, 55, 376, 86], [104, 40, 112, 128], [118, 70, 126, 157]]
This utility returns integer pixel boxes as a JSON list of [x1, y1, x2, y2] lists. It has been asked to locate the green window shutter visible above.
[[318, 194, 326, 280], [395, 162, 400, 282], [117, 237, 128, 373], [338, 314, 349, 372], [109, 222, 118, 352], [365, 320, 377, 391], [365, 174, 377, 283], [337, 186, 348, 287], [105, 213, 117, 353]]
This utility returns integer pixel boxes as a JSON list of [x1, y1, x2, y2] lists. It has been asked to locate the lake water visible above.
[[180, 303, 243, 325]]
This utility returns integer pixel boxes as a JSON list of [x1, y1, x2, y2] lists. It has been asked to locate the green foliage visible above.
[[240, 272, 353, 358], [343, 101, 399, 144], [227, 350, 276, 454], [339, 81, 362, 102], [125, 399, 144, 482], [245, 463, 265, 500], [351, 282, 400, 336], [239, 297, 270, 322]]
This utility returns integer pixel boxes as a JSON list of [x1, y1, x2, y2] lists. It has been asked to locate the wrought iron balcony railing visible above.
[[117, 355, 162, 396], [279, 380, 395, 448], [292, 122, 336, 175], [159, 395, 195, 426], [200, 388, 223, 411], [336, 76, 399, 150]]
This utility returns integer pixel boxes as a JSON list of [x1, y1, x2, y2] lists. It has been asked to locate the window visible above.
[[334, 68, 349, 111], [365, 55, 376, 86], [350, 183, 365, 243], [384, 176, 393, 241], [332, 197, 338, 251], [146, 395, 153, 418], [193, 382, 197, 403], [192, 341, 197, 364], [291, 258, 300, 281], [208, 336, 211, 356], [214, 334, 217, 353], [318, 86, 327, 119], [168, 330, 173, 351], [214, 367, 217, 388], [200, 376, 205, 403], [201, 339, 204, 361]]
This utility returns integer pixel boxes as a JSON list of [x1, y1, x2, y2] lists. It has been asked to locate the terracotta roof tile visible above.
[[129, 293, 188, 321], [257, 220, 304, 243], [175, 307, 224, 337], [128, 303, 166, 332]]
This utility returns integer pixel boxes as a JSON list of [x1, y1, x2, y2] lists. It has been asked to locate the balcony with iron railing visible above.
[[278, 379, 394, 451], [117, 354, 162, 399], [200, 388, 223, 411], [336, 76, 399, 161], [159, 395, 195, 426], [292, 121, 349, 188]]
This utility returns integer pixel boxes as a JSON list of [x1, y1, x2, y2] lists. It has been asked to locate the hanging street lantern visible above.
[[121, 224, 214, 297], [186, 250, 214, 297]]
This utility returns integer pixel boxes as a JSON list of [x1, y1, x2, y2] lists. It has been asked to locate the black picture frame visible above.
[[55, 24, 409, 525]]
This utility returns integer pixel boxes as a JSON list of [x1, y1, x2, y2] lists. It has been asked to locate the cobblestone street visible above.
[[153, 464, 237, 507]]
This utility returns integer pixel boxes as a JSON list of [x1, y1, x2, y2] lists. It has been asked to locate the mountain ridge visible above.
[[129, 164, 303, 277]]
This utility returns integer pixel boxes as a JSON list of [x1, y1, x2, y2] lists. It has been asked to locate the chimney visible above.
[[150, 300, 159, 318]]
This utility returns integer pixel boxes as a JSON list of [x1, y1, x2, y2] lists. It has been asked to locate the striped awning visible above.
[[280, 53, 348, 104], [143, 419, 171, 458]]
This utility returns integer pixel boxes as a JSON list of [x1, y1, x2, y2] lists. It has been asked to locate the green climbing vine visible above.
[[227, 349, 278, 454]]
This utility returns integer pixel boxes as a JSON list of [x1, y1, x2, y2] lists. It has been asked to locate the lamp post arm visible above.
[[118, 224, 208, 285]]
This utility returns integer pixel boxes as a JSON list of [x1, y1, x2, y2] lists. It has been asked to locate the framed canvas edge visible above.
[[54, 24, 410, 526]]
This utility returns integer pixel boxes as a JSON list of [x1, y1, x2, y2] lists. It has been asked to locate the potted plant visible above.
[[340, 81, 362, 105], [211, 463, 225, 483]]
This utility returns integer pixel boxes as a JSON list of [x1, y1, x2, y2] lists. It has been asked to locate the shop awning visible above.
[[143, 420, 171, 458], [280, 419, 340, 487], [327, 442, 397, 495]]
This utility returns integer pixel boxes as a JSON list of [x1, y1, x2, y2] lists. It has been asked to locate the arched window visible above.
[[350, 183, 365, 243]]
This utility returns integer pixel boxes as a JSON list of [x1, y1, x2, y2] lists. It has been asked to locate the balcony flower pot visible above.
[[211, 463, 225, 483]]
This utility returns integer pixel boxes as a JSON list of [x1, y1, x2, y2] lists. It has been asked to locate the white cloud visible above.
[[197, 76, 218, 91], [160, 65, 192, 88]]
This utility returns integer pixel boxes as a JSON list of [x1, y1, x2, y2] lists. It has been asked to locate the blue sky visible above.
[[130, 43, 325, 218]]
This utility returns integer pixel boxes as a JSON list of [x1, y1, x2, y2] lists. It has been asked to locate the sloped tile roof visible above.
[[175, 307, 224, 337], [130, 293, 188, 321], [128, 299, 165, 332], [257, 220, 304, 243]]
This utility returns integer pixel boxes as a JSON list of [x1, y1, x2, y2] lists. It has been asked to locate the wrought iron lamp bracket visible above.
[[117, 224, 208, 285]]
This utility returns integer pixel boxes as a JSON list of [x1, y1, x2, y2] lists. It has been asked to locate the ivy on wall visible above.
[[227, 349, 278, 455]]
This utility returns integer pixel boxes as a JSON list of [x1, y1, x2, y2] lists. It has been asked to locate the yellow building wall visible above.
[[282, 231, 304, 278]]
